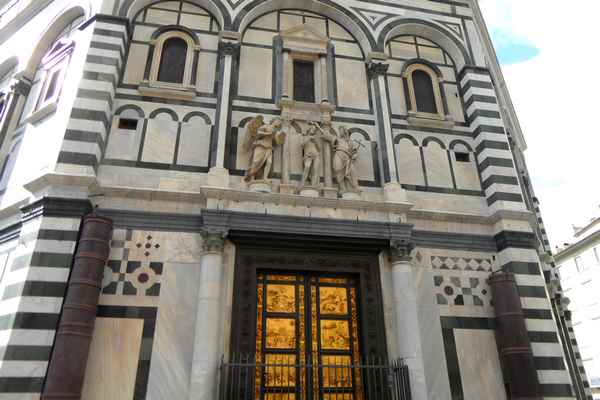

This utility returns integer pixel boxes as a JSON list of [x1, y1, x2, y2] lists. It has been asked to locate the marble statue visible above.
[[298, 121, 324, 191], [312, 124, 360, 194], [242, 116, 285, 183]]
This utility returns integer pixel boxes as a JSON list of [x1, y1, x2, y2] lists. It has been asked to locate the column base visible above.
[[341, 191, 361, 200], [322, 187, 338, 199], [248, 179, 272, 193], [384, 182, 408, 203], [299, 186, 320, 197], [207, 167, 230, 188], [279, 183, 296, 195]]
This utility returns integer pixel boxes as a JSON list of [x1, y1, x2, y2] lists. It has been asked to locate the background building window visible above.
[[293, 60, 315, 103], [412, 69, 437, 113], [157, 37, 187, 84]]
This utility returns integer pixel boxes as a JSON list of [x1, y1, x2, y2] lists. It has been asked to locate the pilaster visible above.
[[210, 30, 240, 187], [367, 52, 403, 198]]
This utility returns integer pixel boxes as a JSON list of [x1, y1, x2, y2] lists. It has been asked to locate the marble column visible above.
[[189, 227, 228, 400], [390, 239, 428, 400], [208, 31, 240, 187]]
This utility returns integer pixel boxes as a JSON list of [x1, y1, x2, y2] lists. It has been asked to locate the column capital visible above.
[[11, 76, 31, 96], [366, 51, 389, 79], [366, 61, 389, 79], [389, 238, 414, 263], [200, 227, 228, 253], [218, 30, 241, 58]]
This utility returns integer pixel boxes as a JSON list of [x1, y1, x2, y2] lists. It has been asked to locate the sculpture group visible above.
[[243, 115, 361, 196]]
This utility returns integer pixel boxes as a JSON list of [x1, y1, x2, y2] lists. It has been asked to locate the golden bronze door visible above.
[[255, 272, 363, 400]]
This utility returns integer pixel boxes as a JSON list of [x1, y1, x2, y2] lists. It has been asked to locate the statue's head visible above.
[[339, 126, 349, 137], [271, 118, 282, 129]]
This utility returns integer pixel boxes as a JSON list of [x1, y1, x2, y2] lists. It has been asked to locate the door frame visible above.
[[229, 231, 390, 368]]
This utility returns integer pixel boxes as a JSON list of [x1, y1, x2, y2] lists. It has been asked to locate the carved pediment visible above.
[[280, 24, 330, 50]]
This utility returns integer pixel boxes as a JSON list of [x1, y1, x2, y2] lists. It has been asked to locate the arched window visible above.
[[157, 37, 188, 84], [412, 70, 437, 114], [144, 30, 199, 96], [403, 63, 445, 120]]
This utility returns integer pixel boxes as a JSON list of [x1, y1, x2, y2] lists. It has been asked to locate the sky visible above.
[[478, 0, 600, 249]]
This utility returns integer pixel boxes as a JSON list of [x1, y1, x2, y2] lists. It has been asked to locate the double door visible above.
[[255, 272, 364, 400]]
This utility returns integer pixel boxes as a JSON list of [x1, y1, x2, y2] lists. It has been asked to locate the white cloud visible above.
[[480, 0, 600, 248]]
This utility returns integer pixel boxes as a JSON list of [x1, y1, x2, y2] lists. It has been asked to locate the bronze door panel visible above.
[[255, 273, 363, 400]]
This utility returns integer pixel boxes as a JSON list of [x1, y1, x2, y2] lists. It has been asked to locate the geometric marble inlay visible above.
[[102, 229, 163, 297], [434, 273, 491, 307], [430, 255, 492, 272]]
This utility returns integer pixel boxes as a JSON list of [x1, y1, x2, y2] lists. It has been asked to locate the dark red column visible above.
[[488, 271, 542, 399], [42, 214, 113, 400]]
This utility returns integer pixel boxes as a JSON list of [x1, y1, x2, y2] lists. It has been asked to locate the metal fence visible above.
[[219, 355, 412, 400]]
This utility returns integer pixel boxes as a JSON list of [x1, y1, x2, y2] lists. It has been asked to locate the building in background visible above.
[[555, 214, 600, 399], [0, 0, 592, 399]]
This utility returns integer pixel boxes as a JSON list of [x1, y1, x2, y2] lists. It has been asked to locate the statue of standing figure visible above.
[[311, 123, 361, 194], [242, 116, 285, 183], [298, 121, 324, 191]]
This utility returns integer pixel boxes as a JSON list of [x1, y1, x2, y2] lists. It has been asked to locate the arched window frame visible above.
[[403, 63, 445, 120], [147, 30, 199, 93]]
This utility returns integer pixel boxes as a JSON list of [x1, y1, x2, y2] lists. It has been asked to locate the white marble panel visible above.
[[105, 122, 142, 161], [81, 318, 143, 400], [328, 21, 353, 40], [251, 12, 277, 30], [280, 13, 303, 30], [350, 132, 374, 181], [390, 41, 418, 59], [180, 14, 211, 31], [423, 141, 453, 188], [452, 153, 481, 190], [455, 329, 507, 400], [238, 46, 272, 99], [132, 25, 155, 42], [332, 41, 362, 58], [243, 29, 276, 46], [141, 118, 178, 164], [305, 16, 327, 35], [163, 232, 203, 264], [147, 262, 201, 399], [177, 119, 211, 167], [123, 43, 148, 85], [419, 46, 445, 64], [445, 84, 466, 123], [335, 59, 369, 110], [396, 138, 425, 185], [388, 76, 407, 115], [146, 9, 178, 25], [196, 52, 217, 93]]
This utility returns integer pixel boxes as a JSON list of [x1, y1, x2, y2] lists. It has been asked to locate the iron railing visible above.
[[219, 354, 412, 400]]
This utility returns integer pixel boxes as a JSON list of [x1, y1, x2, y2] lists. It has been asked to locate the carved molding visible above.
[[218, 41, 240, 58], [200, 227, 228, 253], [11, 77, 31, 96], [389, 238, 415, 263], [366, 61, 389, 79]]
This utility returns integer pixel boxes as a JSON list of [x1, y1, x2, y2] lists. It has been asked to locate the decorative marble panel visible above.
[[434, 273, 491, 307], [431, 255, 493, 272], [102, 230, 163, 297]]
